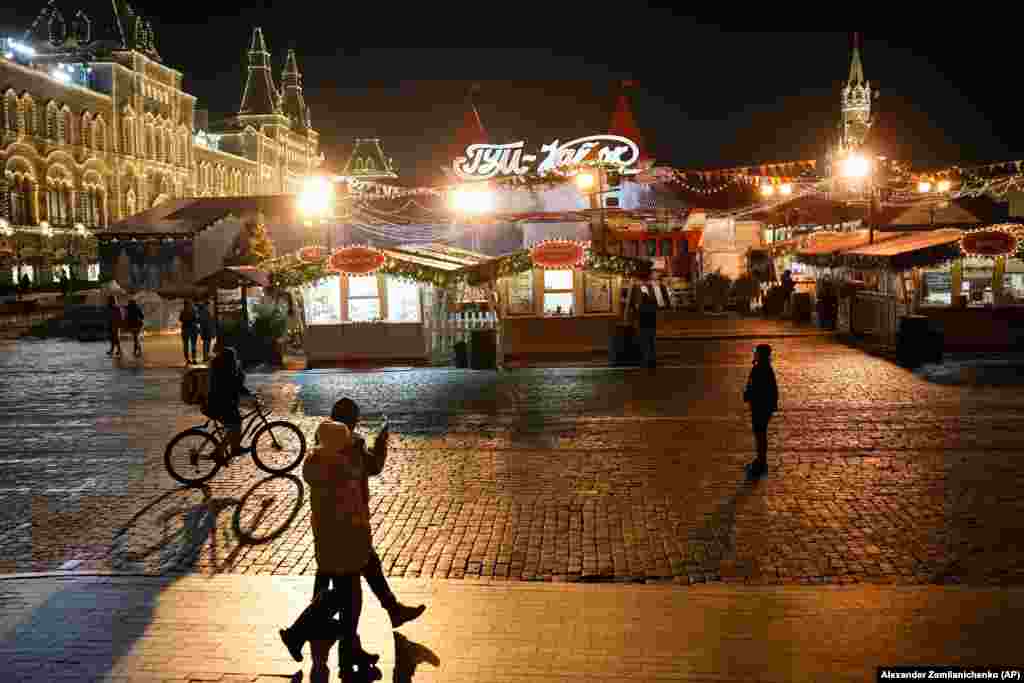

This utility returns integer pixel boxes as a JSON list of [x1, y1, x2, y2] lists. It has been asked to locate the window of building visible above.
[[347, 275, 380, 322], [386, 277, 420, 322], [543, 269, 575, 316], [302, 276, 341, 325], [584, 273, 613, 313], [506, 270, 533, 315], [87, 262, 100, 281], [13, 264, 33, 284], [55, 264, 71, 280], [920, 263, 952, 306], [46, 186, 69, 225]]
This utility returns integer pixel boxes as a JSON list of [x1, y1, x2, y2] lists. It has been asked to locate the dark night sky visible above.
[[2, 6, 1018, 184]]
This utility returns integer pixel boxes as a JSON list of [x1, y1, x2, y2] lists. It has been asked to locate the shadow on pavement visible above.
[[110, 474, 304, 573], [393, 632, 440, 683], [0, 476, 307, 680]]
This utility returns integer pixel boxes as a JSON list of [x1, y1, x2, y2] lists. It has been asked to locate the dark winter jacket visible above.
[[207, 350, 249, 418], [744, 362, 779, 416]]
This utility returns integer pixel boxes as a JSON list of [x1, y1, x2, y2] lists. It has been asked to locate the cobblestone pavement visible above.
[[4, 575, 1022, 682], [3, 335, 1024, 586]]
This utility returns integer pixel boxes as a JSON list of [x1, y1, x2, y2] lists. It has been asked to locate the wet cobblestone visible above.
[[2, 336, 1024, 585]]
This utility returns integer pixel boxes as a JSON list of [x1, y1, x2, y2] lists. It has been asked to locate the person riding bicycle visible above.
[[206, 342, 251, 462]]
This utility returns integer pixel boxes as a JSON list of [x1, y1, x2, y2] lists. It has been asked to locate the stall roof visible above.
[[98, 196, 300, 240], [798, 229, 907, 257], [843, 229, 963, 258], [194, 266, 270, 291]]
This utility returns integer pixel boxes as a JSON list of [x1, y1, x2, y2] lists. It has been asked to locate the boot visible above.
[[279, 590, 341, 662], [387, 602, 427, 629]]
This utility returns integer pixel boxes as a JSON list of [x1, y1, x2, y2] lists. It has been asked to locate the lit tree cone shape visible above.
[[328, 245, 386, 275], [530, 240, 587, 269]]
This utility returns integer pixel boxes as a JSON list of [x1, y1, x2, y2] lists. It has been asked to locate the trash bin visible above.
[[453, 340, 468, 368], [469, 329, 497, 370], [609, 324, 636, 366], [896, 315, 942, 367]]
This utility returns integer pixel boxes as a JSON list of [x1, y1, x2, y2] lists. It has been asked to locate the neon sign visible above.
[[453, 135, 640, 181]]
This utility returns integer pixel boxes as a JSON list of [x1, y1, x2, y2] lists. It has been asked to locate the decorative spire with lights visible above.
[[840, 32, 874, 152], [239, 27, 281, 116], [280, 48, 308, 131]]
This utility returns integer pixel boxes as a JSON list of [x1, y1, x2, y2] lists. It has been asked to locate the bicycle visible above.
[[164, 396, 307, 486]]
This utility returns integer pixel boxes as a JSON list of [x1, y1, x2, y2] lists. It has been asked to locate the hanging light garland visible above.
[[959, 225, 1023, 259]]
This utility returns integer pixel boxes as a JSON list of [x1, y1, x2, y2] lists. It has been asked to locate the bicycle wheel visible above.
[[251, 421, 307, 474], [165, 428, 223, 486]]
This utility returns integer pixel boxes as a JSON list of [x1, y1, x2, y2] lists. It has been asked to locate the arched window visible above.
[[126, 188, 136, 216], [62, 108, 74, 146], [22, 98, 37, 136], [82, 113, 92, 149], [8, 177, 32, 225], [46, 102, 59, 141], [3, 92, 17, 130], [46, 178, 71, 226], [94, 118, 106, 152], [120, 117, 132, 155]]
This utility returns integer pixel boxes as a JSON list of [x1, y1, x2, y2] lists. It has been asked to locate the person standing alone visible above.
[[635, 289, 659, 368], [179, 299, 198, 365], [106, 295, 123, 357], [743, 344, 779, 478], [124, 298, 145, 356], [195, 300, 215, 363]]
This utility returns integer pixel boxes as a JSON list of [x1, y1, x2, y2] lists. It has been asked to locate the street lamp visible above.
[[450, 184, 495, 252], [298, 175, 335, 250], [917, 180, 932, 194], [841, 154, 870, 179], [450, 184, 494, 215], [574, 171, 596, 192]]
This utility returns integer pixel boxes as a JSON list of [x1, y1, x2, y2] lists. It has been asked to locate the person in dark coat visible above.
[[179, 299, 198, 365], [195, 301, 215, 363], [124, 298, 145, 356], [106, 295, 123, 357], [635, 289, 658, 368], [743, 344, 779, 478], [206, 343, 250, 461]]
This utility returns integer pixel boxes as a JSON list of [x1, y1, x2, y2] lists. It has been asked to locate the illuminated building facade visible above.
[[0, 2, 319, 285]]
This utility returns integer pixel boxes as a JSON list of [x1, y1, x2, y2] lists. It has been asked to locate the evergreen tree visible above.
[[246, 217, 275, 264]]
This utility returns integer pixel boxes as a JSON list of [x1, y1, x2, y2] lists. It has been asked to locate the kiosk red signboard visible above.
[[531, 240, 586, 269], [328, 246, 386, 275]]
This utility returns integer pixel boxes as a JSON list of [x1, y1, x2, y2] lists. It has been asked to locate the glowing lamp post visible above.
[[298, 175, 335, 250], [450, 184, 495, 252], [841, 154, 870, 179]]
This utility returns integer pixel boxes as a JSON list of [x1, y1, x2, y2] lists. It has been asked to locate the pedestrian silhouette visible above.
[[743, 344, 778, 478]]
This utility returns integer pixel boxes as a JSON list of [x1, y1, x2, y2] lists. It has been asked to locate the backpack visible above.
[[181, 367, 210, 406]]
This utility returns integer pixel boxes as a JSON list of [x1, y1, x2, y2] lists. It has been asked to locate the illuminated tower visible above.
[[840, 32, 874, 153]]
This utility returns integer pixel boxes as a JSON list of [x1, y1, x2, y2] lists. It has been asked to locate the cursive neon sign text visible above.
[[453, 135, 640, 181]]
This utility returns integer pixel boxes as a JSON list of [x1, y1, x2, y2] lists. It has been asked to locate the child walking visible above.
[[743, 344, 779, 478]]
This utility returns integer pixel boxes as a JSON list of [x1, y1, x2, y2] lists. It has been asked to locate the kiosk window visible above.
[[543, 269, 575, 316], [303, 275, 341, 325], [507, 271, 534, 315], [386, 277, 421, 322], [348, 275, 380, 322]]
